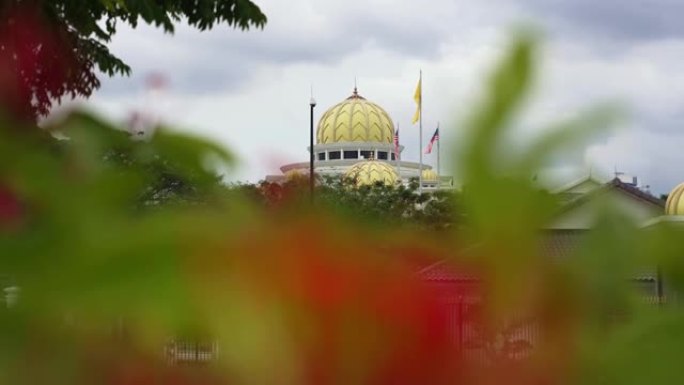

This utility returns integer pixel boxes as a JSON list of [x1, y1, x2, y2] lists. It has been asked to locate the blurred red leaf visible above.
[[0, 182, 23, 229]]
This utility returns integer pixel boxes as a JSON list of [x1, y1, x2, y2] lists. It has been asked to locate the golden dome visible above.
[[665, 182, 684, 215], [344, 160, 399, 187], [316, 89, 394, 144], [421, 169, 439, 182], [284, 169, 306, 180]]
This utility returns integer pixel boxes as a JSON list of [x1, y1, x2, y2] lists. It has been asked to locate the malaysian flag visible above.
[[393, 128, 400, 159], [424, 128, 439, 154]]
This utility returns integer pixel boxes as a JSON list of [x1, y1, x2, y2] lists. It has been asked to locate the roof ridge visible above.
[[609, 177, 664, 207]]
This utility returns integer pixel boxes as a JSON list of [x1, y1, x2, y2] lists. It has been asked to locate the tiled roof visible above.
[[541, 229, 585, 260], [418, 231, 584, 282], [607, 178, 665, 207], [417, 259, 479, 282]]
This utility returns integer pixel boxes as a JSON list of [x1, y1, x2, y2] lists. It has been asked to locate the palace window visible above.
[[360, 150, 372, 159], [328, 151, 341, 160], [318, 152, 326, 161], [391, 153, 396, 161], [344, 150, 358, 159], [377, 151, 388, 160]]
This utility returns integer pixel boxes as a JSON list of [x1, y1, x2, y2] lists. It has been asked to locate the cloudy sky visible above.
[[57, 0, 684, 194]]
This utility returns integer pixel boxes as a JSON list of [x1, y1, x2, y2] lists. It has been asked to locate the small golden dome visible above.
[[421, 169, 439, 182], [666, 182, 684, 215], [284, 169, 307, 181], [316, 88, 394, 144], [344, 160, 399, 187]]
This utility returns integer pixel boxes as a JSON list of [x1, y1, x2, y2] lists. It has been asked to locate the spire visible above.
[[346, 80, 365, 100]]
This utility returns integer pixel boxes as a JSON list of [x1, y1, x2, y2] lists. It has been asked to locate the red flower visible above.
[[193, 218, 466, 385]]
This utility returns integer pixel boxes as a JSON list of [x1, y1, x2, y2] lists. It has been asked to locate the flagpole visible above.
[[437, 121, 441, 179], [418, 70, 423, 194], [396, 123, 401, 180]]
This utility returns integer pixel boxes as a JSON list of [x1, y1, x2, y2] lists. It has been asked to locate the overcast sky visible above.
[[56, 0, 684, 194]]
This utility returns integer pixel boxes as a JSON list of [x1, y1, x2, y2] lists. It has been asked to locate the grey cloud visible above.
[[97, 25, 254, 96], [97, 0, 492, 96], [635, 107, 684, 135], [521, 0, 684, 41], [183, 5, 455, 65], [97, 66, 249, 96], [600, 129, 684, 195]]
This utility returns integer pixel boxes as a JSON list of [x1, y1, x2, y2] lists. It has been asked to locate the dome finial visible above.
[[346, 80, 365, 100]]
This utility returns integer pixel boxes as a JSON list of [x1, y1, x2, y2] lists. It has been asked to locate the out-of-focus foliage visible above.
[[457, 30, 620, 311], [49, 112, 228, 208], [453, 30, 684, 385], [3, 28, 684, 385], [0, 108, 463, 384], [0, 0, 266, 121]]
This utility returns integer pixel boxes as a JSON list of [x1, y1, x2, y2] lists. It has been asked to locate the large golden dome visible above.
[[344, 160, 399, 187], [316, 89, 394, 144], [665, 182, 684, 215]]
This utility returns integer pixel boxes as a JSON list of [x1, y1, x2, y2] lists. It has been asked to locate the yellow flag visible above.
[[412, 77, 421, 124]]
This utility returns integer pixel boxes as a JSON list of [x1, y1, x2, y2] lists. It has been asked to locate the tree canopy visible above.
[[239, 176, 463, 231], [0, 0, 267, 122]]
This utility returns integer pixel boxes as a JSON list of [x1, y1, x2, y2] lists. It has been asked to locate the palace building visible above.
[[266, 88, 453, 189]]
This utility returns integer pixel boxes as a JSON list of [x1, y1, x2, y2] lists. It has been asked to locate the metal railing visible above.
[[165, 340, 219, 364]]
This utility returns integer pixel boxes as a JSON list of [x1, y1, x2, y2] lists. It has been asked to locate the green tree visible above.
[[242, 176, 463, 231], [102, 145, 223, 209], [318, 177, 462, 231], [0, 0, 266, 122], [46, 111, 231, 210]]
